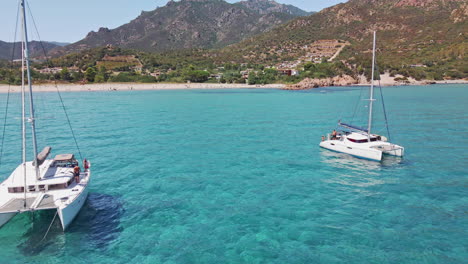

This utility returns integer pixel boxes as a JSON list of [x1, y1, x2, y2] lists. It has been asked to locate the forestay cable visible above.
[[0, 1, 21, 170], [26, 1, 83, 162]]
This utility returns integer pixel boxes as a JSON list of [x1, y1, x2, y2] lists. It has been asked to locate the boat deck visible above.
[[0, 194, 57, 213]]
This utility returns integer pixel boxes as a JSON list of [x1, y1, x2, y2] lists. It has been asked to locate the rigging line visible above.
[[26, 1, 50, 66], [55, 87, 83, 162], [378, 79, 392, 141], [40, 210, 58, 243], [349, 78, 364, 125], [0, 86, 12, 169], [0, 1, 21, 170], [26, 1, 83, 161], [374, 48, 392, 140]]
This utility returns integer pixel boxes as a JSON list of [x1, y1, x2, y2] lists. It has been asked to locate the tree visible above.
[[248, 73, 258, 85], [60, 67, 72, 81], [85, 67, 96, 82], [94, 66, 109, 83], [184, 70, 209, 83], [72, 71, 84, 82]]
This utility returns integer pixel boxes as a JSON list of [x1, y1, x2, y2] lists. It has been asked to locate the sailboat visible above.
[[319, 32, 404, 161], [0, 0, 91, 230]]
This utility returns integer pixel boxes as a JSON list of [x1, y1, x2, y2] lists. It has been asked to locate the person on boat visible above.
[[74, 166, 81, 183], [83, 159, 89, 171], [321, 136, 325, 142], [331, 130, 338, 140]]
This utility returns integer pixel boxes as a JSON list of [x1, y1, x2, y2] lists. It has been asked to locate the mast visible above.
[[21, 11, 27, 208], [21, 0, 40, 180], [367, 31, 376, 140]]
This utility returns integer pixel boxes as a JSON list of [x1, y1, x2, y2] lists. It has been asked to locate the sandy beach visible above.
[[0, 78, 465, 93], [0, 83, 286, 93], [357, 73, 468, 86]]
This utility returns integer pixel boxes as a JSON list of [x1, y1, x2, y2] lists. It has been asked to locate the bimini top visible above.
[[338, 122, 368, 133], [54, 154, 75, 161]]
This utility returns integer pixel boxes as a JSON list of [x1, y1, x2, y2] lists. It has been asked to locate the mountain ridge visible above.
[[51, 0, 310, 56], [236, 0, 313, 16], [0, 41, 60, 60]]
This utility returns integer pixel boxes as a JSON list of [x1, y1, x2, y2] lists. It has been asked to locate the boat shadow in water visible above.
[[68, 193, 125, 248], [17, 210, 64, 256], [18, 193, 124, 256]]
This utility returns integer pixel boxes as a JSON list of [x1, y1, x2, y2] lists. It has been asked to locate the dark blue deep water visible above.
[[0, 84, 466, 263]]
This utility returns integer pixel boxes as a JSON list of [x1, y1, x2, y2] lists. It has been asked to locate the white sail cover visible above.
[[33, 146, 51, 166]]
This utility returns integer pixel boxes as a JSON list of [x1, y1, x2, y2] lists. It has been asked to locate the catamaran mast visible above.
[[367, 31, 376, 140], [21, 12, 27, 207], [21, 0, 40, 180]]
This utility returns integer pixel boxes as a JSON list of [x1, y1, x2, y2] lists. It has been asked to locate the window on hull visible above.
[[8, 187, 25, 193], [48, 183, 67, 190], [348, 137, 378, 143]]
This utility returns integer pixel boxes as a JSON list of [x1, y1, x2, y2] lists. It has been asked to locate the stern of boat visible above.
[[0, 212, 16, 228], [373, 144, 404, 157]]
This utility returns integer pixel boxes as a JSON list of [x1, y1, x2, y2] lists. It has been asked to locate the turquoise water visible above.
[[0, 84, 466, 263]]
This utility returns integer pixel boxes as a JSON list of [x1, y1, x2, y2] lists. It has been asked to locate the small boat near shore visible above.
[[320, 32, 404, 161], [0, 0, 91, 230]]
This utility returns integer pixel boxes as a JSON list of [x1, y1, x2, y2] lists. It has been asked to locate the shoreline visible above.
[[351, 80, 468, 87], [0, 83, 285, 93], [353, 75, 468, 87], [0, 79, 466, 93]]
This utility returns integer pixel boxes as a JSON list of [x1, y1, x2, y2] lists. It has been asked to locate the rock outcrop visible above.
[[284, 75, 357, 90]]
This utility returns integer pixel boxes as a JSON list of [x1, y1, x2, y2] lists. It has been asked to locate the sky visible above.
[[0, 0, 346, 43]]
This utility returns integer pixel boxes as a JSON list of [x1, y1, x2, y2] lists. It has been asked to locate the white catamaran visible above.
[[320, 32, 404, 161], [0, 0, 91, 230]]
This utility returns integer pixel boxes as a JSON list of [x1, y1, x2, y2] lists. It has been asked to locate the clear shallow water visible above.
[[0, 84, 466, 263]]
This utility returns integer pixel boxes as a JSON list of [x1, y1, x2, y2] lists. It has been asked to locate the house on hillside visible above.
[[37, 67, 62, 74], [278, 69, 299, 76]]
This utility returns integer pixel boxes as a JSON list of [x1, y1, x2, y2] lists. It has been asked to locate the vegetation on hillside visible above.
[[1, 0, 466, 85], [210, 0, 467, 80]]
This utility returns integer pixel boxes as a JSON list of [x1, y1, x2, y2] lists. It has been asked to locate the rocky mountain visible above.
[[0, 40, 60, 60], [216, 0, 467, 74], [236, 0, 313, 16], [52, 0, 310, 56]]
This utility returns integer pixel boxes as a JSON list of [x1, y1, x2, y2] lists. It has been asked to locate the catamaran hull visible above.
[[58, 185, 89, 230], [0, 212, 16, 228], [320, 141, 383, 161], [320, 139, 405, 161], [383, 147, 404, 157]]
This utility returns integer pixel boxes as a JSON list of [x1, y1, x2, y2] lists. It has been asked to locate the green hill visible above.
[[213, 0, 467, 79]]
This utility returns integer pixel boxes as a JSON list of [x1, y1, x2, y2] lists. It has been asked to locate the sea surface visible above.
[[0, 84, 466, 263]]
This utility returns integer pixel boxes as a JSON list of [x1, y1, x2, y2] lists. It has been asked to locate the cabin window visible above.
[[28, 185, 36, 192], [348, 138, 377, 143], [48, 183, 67, 190], [8, 187, 25, 193], [53, 159, 78, 168], [38, 185, 46, 191]]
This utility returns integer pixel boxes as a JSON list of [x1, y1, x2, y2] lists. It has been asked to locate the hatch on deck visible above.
[[53, 154, 78, 167], [54, 154, 74, 161]]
